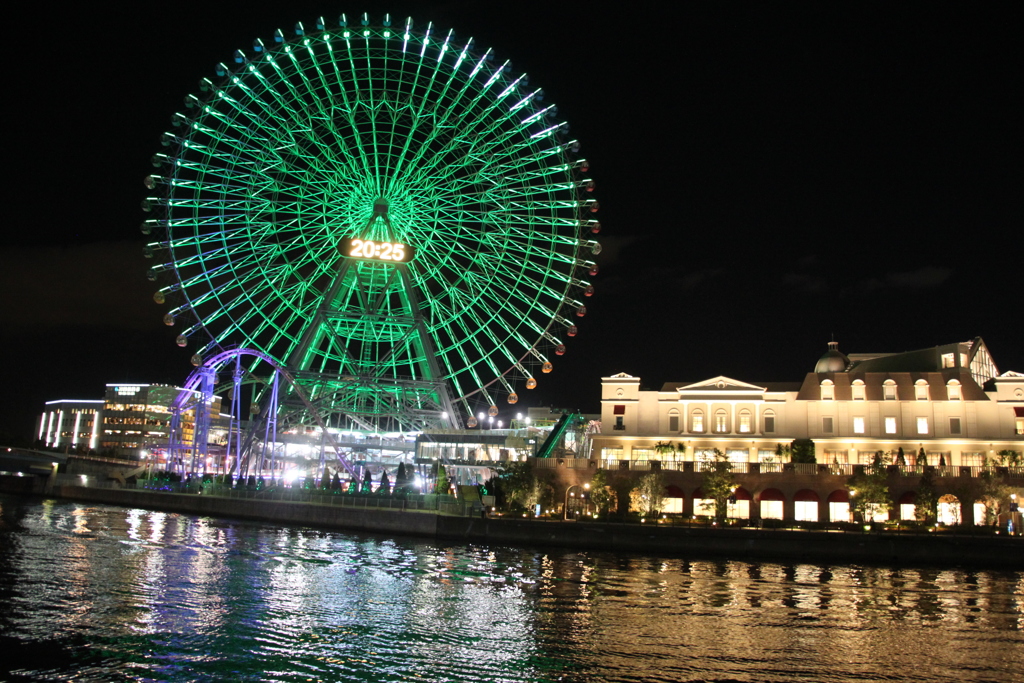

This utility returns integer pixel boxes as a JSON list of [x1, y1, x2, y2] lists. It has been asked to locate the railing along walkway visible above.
[[52, 474, 468, 515]]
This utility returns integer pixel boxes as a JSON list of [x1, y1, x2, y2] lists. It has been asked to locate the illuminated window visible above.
[[900, 503, 917, 521], [602, 447, 623, 459], [946, 380, 961, 401], [824, 449, 848, 464], [949, 417, 961, 435], [1017, 418, 1024, 436], [962, 452, 984, 467], [820, 380, 834, 401], [883, 380, 897, 400], [864, 504, 889, 523], [917, 417, 929, 434], [694, 497, 715, 517], [794, 501, 818, 522], [822, 417, 834, 434], [829, 501, 851, 522], [915, 380, 929, 401], [853, 417, 865, 434], [668, 410, 679, 432], [760, 500, 784, 520], [738, 410, 751, 433], [691, 410, 704, 433], [727, 499, 750, 519], [764, 411, 776, 434], [726, 449, 748, 464], [852, 379, 865, 400], [715, 409, 728, 433], [885, 416, 897, 434], [969, 345, 998, 386]]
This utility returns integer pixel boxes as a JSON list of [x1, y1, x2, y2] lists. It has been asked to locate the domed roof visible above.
[[815, 341, 849, 373]]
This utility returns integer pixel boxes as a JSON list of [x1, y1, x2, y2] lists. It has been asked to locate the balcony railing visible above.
[[534, 457, 595, 470], [563, 461, 1024, 479]]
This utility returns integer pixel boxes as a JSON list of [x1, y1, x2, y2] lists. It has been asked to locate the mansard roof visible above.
[[797, 369, 988, 401]]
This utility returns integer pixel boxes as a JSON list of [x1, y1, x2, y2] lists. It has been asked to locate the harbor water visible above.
[[1, 495, 1021, 682]]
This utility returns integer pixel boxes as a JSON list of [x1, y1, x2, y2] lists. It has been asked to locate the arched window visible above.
[[946, 379, 961, 401], [691, 409, 704, 433], [883, 379, 897, 400], [715, 409, 728, 433], [738, 409, 751, 433], [763, 409, 776, 434], [820, 379, 834, 401], [668, 408, 680, 432], [852, 379, 865, 400], [915, 379, 930, 401]]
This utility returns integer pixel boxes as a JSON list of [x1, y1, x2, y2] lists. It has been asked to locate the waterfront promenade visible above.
[[44, 481, 1021, 569]]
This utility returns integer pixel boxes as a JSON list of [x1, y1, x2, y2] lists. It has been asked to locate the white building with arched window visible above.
[[594, 338, 1024, 469]]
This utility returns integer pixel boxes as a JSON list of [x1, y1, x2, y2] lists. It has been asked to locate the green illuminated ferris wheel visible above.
[[142, 13, 600, 431]]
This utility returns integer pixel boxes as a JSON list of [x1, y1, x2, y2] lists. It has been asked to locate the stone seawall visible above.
[[436, 516, 1021, 567], [51, 486, 1021, 568], [52, 485, 441, 538]]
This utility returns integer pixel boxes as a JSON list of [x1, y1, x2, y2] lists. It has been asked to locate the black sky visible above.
[[1, 2, 1019, 439]]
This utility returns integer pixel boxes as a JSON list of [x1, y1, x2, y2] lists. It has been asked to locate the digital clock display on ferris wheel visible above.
[[338, 238, 415, 263]]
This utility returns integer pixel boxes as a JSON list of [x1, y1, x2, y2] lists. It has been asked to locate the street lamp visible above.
[[564, 486, 581, 520], [1010, 493, 1019, 535]]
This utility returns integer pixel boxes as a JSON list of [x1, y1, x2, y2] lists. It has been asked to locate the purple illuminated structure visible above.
[[167, 348, 358, 483]]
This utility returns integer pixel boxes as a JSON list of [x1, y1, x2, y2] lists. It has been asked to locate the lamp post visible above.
[[1010, 493, 1019, 536], [564, 485, 580, 520]]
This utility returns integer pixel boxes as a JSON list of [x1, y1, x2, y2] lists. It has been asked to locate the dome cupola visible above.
[[815, 341, 849, 373]]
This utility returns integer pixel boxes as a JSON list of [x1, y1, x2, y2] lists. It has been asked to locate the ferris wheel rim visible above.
[[144, 15, 599, 422]]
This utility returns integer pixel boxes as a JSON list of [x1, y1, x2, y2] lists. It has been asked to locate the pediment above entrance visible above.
[[669, 376, 767, 395]]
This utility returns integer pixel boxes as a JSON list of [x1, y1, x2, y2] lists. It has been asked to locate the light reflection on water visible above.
[[1, 495, 1021, 682]]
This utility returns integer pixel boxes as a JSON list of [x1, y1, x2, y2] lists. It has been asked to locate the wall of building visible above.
[[594, 344, 1024, 469]]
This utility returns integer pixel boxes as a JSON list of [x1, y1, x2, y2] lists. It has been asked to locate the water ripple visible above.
[[1, 495, 1021, 682]]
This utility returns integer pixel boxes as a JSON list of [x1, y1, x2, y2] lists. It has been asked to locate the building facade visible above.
[[36, 399, 105, 452], [585, 338, 1024, 524], [37, 383, 224, 459]]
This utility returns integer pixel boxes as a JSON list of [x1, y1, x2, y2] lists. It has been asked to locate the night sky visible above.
[[1, 2, 1019, 440]]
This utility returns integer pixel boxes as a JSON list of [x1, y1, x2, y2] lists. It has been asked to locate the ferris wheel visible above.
[[142, 13, 600, 432]]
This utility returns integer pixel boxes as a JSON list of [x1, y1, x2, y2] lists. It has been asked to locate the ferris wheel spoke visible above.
[[479, 251, 577, 302], [153, 17, 595, 428], [200, 275, 308, 349]]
